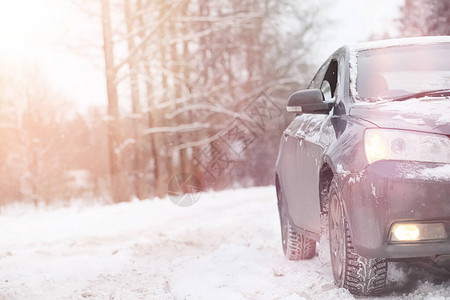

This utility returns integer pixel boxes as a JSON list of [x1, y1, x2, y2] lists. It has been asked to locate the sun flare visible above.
[[0, 0, 58, 61]]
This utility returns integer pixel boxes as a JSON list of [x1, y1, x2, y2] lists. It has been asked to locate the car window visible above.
[[321, 59, 338, 101], [356, 44, 450, 101], [309, 58, 339, 103], [308, 61, 328, 90]]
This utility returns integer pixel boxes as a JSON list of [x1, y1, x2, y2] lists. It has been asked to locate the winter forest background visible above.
[[0, 0, 448, 205]]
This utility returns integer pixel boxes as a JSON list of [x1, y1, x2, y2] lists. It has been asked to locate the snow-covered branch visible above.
[[114, 138, 135, 155], [114, 0, 190, 73], [173, 130, 225, 151], [165, 104, 253, 122], [142, 122, 211, 134]]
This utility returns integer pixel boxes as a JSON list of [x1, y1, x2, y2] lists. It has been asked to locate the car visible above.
[[274, 36, 450, 296]]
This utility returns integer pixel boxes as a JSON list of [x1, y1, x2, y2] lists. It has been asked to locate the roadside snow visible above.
[[0, 187, 449, 299]]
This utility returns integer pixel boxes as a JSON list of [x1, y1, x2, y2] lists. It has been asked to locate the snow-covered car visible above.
[[275, 36, 450, 296]]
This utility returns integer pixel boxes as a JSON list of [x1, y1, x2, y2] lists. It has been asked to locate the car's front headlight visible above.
[[364, 128, 450, 164]]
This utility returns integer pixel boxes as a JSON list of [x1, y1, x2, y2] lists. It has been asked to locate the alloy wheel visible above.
[[329, 193, 345, 285]]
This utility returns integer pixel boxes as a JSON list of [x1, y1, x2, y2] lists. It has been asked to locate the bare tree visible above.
[[124, 0, 146, 199], [73, 0, 326, 198], [399, 0, 450, 36], [100, 0, 131, 203]]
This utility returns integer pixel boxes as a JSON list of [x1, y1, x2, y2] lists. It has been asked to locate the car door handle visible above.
[[296, 133, 305, 140]]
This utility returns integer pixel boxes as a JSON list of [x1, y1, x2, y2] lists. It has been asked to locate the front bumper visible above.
[[341, 160, 450, 259]]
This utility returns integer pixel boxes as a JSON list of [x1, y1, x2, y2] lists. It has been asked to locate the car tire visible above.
[[328, 179, 387, 296], [277, 183, 316, 260]]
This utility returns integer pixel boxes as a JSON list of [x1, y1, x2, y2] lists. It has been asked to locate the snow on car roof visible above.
[[350, 35, 450, 52]]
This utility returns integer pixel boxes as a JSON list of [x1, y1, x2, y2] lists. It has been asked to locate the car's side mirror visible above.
[[286, 89, 333, 114]]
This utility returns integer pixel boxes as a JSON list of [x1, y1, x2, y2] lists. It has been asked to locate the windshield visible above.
[[355, 44, 450, 101]]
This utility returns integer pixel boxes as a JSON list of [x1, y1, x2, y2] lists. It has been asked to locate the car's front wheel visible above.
[[328, 179, 387, 296]]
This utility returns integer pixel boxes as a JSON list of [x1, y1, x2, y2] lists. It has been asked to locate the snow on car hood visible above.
[[349, 97, 450, 135]]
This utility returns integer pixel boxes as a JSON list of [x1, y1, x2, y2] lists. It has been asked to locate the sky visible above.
[[0, 0, 106, 110], [316, 0, 404, 63], [0, 0, 404, 111]]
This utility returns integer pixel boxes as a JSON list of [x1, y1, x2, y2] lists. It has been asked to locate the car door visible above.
[[280, 116, 305, 214], [286, 57, 341, 235]]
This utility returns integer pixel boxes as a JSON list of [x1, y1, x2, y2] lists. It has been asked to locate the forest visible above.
[[0, 0, 448, 205]]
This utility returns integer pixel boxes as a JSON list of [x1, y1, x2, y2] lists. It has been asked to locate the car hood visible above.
[[349, 98, 450, 135]]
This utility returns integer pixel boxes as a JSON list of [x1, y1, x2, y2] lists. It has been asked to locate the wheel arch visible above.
[[319, 163, 334, 214]]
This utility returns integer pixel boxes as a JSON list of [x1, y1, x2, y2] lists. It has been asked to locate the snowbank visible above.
[[0, 187, 449, 299]]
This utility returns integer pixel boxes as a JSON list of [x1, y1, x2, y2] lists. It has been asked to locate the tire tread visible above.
[[342, 216, 387, 296], [328, 178, 388, 296], [286, 219, 316, 260]]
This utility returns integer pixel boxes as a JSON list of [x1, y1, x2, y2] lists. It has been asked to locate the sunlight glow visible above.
[[0, 0, 57, 61]]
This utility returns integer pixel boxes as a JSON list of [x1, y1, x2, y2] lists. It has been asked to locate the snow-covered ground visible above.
[[0, 186, 449, 299]]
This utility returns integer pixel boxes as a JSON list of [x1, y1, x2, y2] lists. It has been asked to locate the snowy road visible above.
[[0, 187, 449, 299]]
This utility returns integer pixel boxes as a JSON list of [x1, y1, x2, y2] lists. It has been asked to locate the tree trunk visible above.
[[180, 34, 191, 174], [135, 0, 159, 198], [156, 18, 172, 197], [124, 0, 145, 200], [100, 0, 130, 203]]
